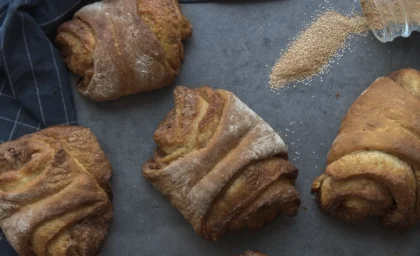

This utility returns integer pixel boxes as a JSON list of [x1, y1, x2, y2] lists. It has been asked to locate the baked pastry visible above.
[[143, 86, 300, 241], [55, 0, 192, 101], [0, 126, 113, 255], [237, 250, 267, 256], [312, 69, 420, 230]]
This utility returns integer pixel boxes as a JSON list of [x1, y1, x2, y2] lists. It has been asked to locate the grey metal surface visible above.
[[55, 0, 420, 255]]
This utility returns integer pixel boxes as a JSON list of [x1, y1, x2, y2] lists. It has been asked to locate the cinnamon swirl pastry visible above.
[[0, 126, 113, 255], [56, 0, 192, 101], [143, 86, 300, 241], [312, 69, 420, 230]]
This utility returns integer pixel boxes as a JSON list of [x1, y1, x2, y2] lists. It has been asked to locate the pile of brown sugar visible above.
[[270, 11, 369, 89]]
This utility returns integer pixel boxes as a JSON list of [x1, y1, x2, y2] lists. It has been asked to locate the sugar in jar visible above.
[[360, 0, 420, 42]]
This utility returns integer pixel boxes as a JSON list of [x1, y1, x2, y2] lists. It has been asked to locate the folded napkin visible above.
[[0, 0, 99, 142]]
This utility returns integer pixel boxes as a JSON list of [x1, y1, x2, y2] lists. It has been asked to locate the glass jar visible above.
[[360, 0, 420, 42]]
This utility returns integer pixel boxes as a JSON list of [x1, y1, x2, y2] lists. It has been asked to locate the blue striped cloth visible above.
[[0, 0, 100, 143]]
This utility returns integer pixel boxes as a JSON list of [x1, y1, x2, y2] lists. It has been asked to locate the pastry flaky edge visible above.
[[55, 0, 192, 101], [0, 126, 113, 256], [312, 68, 420, 230], [143, 86, 300, 241]]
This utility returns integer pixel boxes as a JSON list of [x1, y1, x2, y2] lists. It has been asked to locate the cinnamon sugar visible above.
[[269, 11, 368, 89], [360, 0, 384, 30]]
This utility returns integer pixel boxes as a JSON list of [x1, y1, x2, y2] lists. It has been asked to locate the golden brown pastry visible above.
[[143, 86, 300, 241], [237, 250, 267, 256], [312, 69, 420, 230], [56, 0, 192, 101], [0, 126, 113, 255]]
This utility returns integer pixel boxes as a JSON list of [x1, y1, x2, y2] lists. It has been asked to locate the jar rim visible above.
[[360, 0, 413, 42]]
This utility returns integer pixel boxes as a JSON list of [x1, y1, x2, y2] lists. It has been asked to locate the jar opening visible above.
[[360, 0, 417, 42], [360, 0, 390, 42]]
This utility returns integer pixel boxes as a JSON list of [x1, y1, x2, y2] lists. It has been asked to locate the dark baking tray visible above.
[[3, 0, 420, 255]]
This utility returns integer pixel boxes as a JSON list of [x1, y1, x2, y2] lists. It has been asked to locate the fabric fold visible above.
[[0, 0, 97, 142]]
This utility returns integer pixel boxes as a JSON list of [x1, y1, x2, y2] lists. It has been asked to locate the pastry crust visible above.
[[144, 86, 300, 241], [238, 250, 267, 256], [0, 126, 113, 255], [312, 69, 420, 230], [55, 0, 192, 101]]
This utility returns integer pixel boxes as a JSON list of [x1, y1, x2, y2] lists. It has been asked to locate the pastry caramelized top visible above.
[[56, 0, 192, 101], [153, 86, 225, 164], [144, 86, 300, 241], [0, 126, 112, 188], [312, 69, 420, 230], [138, 0, 192, 71], [0, 126, 112, 256], [328, 69, 420, 167]]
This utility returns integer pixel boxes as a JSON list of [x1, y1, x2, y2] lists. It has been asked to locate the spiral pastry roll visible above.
[[312, 69, 420, 230], [143, 86, 300, 241], [0, 126, 113, 255], [55, 0, 192, 101]]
